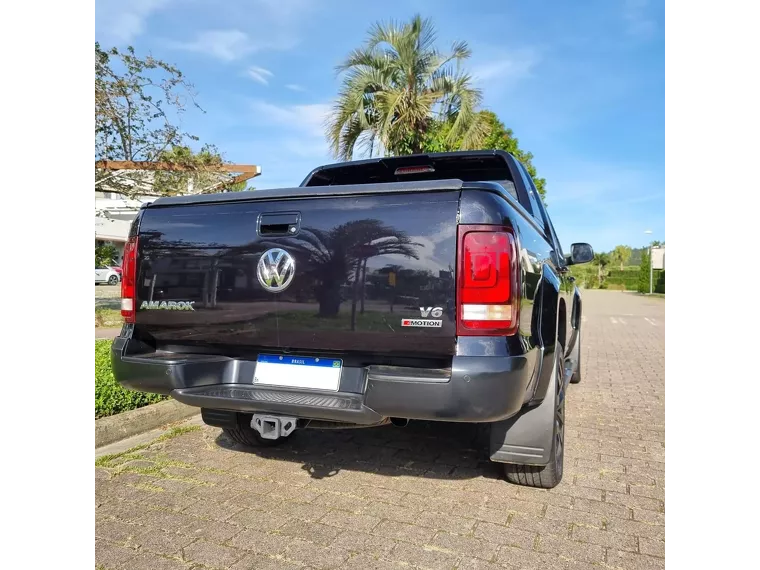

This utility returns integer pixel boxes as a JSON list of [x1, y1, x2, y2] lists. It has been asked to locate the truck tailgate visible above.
[[134, 187, 460, 358]]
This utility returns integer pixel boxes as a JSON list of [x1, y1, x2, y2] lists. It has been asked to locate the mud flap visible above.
[[489, 361, 558, 466]]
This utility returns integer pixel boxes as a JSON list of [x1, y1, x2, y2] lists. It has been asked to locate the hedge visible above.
[[568, 265, 663, 293], [95, 339, 166, 418]]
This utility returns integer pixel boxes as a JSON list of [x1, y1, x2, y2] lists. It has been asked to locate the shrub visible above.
[[583, 275, 600, 289], [95, 340, 166, 418], [96, 242, 118, 267], [655, 270, 665, 294], [638, 249, 651, 293]]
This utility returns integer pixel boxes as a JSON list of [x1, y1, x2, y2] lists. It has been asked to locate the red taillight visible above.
[[456, 225, 519, 336], [120, 236, 138, 323]]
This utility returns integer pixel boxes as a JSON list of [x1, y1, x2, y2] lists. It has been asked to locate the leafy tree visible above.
[[95, 43, 242, 196], [629, 246, 647, 266], [420, 111, 547, 199], [610, 245, 633, 270], [153, 145, 248, 195], [95, 242, 118, 267], [327, 15, 487, 160]]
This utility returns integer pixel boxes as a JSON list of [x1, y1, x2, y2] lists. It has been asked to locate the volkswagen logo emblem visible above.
[[257, 248, 295, 293]]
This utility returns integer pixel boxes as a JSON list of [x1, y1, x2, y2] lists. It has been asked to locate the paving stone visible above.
[[228, 528, 293, 554], [496, 545, 574, 570], [95, 540, 137, 569], [124, 553, 190, 570], [371, 519, 437, 545], [571, 524, 638, 551], [95, 519, 143, 544], [390, 541, 461, 569], [638, 537, 666, 558], [320, 509, 382, 533], [430, 531, 499, 561], [131, 527, 196, 556], [606, 549, 666, 570], [227, 507, 290, 531], [330, 530, 398, 557], [230, 553, 302, 570], [283, 538, 352, 568], [182, 539, 245, 568], [278, 519, 342, 546], [535, 534, 605, 564], [473, 521, 536, 550]]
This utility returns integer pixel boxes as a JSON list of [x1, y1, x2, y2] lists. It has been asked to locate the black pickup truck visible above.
[[112, 150, 593, 488]]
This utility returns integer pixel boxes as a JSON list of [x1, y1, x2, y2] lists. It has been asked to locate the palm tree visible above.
[[594, 253, 610, 282], [327, 15, 488, 160], [272, 220, 421, 325]]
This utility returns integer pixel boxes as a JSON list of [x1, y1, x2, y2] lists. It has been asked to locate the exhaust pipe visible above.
[[390, 417, 409, 427]]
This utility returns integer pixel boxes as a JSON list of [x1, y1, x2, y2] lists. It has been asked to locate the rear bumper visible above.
[[111, 338, 534, 425]]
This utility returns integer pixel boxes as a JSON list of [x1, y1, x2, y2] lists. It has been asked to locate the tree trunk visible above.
[[350, 260, 363, 331], [360, 258, 368, 314], [317, 282, 342, 317]]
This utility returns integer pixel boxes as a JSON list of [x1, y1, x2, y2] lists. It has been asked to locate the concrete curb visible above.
[[95, 398, 200, 449]]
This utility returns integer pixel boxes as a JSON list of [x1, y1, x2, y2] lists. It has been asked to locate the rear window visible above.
[[304, 155, 518, 200]]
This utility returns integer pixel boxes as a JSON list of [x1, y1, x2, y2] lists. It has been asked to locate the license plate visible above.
[[253, 354, 342, 391]]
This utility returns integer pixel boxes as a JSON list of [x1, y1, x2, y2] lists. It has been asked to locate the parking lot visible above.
[[95, 290, 665, 570]]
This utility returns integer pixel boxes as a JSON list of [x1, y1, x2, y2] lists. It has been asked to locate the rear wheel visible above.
[[222, 412, 293, 447], [503, 345, 566, 489], [108, 275, 119, 285]]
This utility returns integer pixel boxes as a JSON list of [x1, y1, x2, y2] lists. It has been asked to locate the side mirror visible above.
[[569, 243, 594, 265]]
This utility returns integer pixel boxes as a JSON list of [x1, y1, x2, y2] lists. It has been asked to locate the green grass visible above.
[[95, 425, 207, 489], [95, 339, 166, 418], [153, 425, 203, 444], [95, 307, 122, 328]]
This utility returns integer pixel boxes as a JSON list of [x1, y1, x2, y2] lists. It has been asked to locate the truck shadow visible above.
[[213, 420, 505, 482]]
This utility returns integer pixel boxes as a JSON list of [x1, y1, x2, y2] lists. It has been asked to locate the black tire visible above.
[[503, 345, 566, 489], [222, 413, 293, 447], [108, 275, 119, 285], [570, 329, 582, 384]]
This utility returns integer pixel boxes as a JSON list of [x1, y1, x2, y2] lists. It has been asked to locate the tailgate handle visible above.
[[258, 212, 301, 237]]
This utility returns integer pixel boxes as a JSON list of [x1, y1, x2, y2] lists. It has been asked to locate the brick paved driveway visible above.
[[95, 290, 665, 570]]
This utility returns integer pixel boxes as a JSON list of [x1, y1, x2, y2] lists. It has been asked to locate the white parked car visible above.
[[95, 265, 120, 285]]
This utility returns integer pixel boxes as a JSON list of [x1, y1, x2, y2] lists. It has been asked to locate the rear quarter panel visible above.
[[457, 185, 559, 402]]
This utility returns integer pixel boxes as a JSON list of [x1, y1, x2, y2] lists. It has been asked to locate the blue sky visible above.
[[96, 0, 664, 253]]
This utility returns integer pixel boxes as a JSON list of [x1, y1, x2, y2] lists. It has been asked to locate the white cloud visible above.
[[96, 0, 171, 44], [166, 1, 316, 60], [286, 84, 306, 92], [249, 100, 331, 138], [243, 100, 334, 173], [539, 158, 664, 251], [169, 30, 255, 62], [472, 48, 542, 86], [623, 0, 657, 39], [246, 66, 274, 85]]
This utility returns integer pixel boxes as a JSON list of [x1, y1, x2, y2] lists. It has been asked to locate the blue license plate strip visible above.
[[254, 354, 342, 391]]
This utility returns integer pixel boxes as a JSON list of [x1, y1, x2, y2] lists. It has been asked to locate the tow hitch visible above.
[[251, 414, 298, 440]]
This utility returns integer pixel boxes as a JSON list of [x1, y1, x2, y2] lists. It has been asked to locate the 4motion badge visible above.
[[401, 306, 443, 327]]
